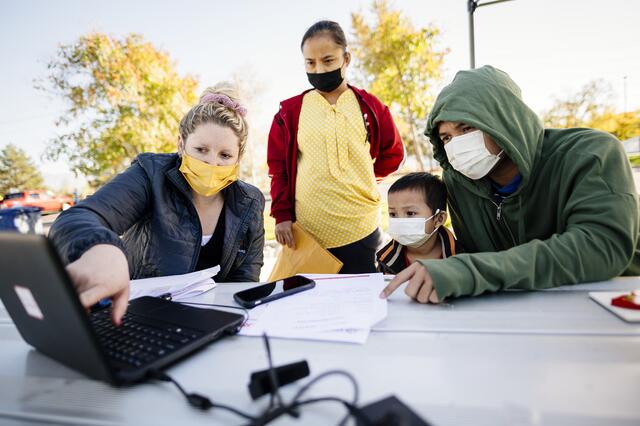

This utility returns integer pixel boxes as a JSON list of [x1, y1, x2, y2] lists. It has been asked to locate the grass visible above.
[[629, 154, 640, 168]]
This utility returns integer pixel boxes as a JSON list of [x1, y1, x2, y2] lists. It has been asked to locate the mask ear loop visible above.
[[427, 209, 441, 222], [430, 209, 445, 234], [422, 209, 442, 240], [488, 150, 506, 175]]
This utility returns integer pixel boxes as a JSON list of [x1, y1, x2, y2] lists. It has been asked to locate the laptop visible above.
[[0, 232, 244, 385]]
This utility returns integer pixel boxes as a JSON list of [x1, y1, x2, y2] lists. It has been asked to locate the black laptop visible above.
[[0, 232, 244, 385]]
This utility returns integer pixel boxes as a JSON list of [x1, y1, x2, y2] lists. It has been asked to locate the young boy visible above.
[[377, 172, 458, 274]]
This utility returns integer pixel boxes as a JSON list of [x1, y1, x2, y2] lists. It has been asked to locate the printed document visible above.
[[128, 266, 219, 301], [239, 273, 387, 344]]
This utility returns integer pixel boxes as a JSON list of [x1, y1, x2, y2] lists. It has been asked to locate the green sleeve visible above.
[[421, 147, 639, 300]]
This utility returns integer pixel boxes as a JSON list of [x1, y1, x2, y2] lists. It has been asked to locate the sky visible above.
[[1, 0, 639, 190]]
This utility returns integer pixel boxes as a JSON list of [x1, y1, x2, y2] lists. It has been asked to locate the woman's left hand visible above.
[[275, 220, 296, 249]]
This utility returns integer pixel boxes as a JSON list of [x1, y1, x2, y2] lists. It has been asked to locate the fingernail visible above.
[[379, 291, 387, 299]]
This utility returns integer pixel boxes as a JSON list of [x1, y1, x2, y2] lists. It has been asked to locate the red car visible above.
[[0, 190, 75, 213]]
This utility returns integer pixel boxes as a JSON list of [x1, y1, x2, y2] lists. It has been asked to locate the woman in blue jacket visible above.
[[50, 83, 265, 324]]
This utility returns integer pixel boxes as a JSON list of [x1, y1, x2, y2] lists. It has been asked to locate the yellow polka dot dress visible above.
[[295, 89, 380, 248]]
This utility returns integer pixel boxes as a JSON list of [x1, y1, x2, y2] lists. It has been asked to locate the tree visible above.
[[588, 110, 640, 142], [351, 0, 448, 170], [231, 69, 268, 190], [0, 144, 45, 194], [38, 33, 198, 186], [543, 80, 613, 129], [543, 80, 640, 141]]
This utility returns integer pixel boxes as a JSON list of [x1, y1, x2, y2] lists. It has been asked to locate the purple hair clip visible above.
[[200, 93, 247, 117]]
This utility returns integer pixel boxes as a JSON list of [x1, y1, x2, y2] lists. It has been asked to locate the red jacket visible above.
[[267, 85, 405, 224]]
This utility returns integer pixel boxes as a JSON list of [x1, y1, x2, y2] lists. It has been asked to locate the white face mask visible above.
[[387, 210, 441, 248], [444, 130, 504, 180]]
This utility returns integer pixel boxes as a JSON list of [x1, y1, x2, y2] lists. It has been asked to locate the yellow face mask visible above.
[[179, 153, 239, 197]]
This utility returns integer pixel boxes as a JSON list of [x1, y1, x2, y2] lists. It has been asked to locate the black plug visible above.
[[151, 371, 212, 411], [187, 393, 214, 410], [149, 370, 169, 382]]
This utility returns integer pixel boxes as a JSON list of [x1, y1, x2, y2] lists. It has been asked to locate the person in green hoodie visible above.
[[381, 65, 640, 304]]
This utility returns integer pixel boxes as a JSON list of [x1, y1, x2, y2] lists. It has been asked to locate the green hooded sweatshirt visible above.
[[422, 65, 640, 300]]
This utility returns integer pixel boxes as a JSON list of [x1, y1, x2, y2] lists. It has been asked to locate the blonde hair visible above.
[[179, 82, 249, 155]]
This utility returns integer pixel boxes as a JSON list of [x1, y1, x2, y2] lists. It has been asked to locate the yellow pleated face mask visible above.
[[179, 153, 239, 197]]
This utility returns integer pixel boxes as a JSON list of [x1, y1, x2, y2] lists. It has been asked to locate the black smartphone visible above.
[[233, 276, 316, 308]]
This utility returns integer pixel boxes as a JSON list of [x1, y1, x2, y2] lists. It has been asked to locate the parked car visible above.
[[0, 206, 43, 234], [0, 190, 75, 213]]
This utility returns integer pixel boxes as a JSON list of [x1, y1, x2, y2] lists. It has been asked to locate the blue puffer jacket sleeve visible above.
[[49, 161, 151, 264]]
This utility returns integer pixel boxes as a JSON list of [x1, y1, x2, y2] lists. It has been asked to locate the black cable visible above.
[[262, 333, 284, 408], [153, 366, 372, 426], [151, 301, 258, 421], [254, 396, 373, 426], [149, 315, 368, 425], [293, 397, 373, 425], [252, 368, 365, 426], [290, 369, 359, 406], [292, 370, 361, 426], [289, 370, 360, 426], [261, 333, 301, 419], [152, 370, 257, 422]]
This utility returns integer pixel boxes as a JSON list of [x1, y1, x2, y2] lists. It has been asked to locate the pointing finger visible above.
[[380, 263, 418, 299]]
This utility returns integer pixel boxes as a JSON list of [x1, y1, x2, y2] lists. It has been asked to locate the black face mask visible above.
[[307, 66, 344, 93]]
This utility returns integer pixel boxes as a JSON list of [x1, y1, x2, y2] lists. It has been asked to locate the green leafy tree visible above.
[[351, 0, 448, 170], [543, 80, 640, 141], [38, 33, 198, 186], [0, 144, 45, 194]]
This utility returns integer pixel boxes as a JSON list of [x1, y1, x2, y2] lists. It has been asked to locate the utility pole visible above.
[[468, 0, 515, 69]]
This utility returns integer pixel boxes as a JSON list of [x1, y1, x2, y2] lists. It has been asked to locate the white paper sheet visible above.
[[128, 266, 220, 301], [239, 273, 387, 344]]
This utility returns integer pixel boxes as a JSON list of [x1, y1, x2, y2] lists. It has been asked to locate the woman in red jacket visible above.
[[267, 20, 404, 273]]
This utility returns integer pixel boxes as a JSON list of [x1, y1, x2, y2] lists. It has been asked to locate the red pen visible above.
[[611, 291, 640, 310]]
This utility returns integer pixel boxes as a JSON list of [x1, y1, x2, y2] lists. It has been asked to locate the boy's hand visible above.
[[379, 262, 440, 304]]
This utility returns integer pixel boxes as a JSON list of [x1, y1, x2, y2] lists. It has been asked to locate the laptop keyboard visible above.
[[90, 309, 204, 369]]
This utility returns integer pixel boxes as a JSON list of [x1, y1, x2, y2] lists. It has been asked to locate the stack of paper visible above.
[[239, 273, 387, 344], [128, 266, 220, 301]]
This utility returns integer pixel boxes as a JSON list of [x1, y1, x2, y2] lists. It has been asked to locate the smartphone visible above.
[[233, 276, 315, 308]]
